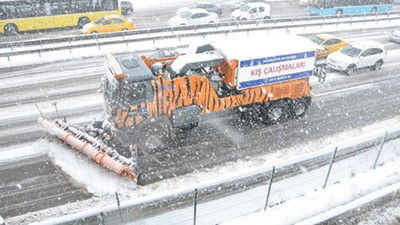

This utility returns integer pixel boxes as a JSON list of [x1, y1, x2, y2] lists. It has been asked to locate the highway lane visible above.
[[7, 0, 395, 43], [2, 65, 399, 220], [0, 27, 398, 148], [136, 68, 400, 183], [0, 0, 399, 43], [0, 156, 91, 218], [1, 27, 400, 218]]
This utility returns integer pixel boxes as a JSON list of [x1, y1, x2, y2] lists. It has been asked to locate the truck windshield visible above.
[[340, 45, 362, 58], [121, 82, 149, 106], [309, 35, 324, 45]]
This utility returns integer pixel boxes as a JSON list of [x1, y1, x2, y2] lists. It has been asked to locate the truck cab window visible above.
[[122, 83, 149, 106]]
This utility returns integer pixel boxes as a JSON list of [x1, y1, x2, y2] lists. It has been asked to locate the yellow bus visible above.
[[0, 0, 120, 35]]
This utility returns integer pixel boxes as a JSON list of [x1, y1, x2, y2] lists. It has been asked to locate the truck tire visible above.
[[239, 108, 260, 125], [263, 101, 289, 124], [140, 124, 168, 150], [291, 98, 310, 118]]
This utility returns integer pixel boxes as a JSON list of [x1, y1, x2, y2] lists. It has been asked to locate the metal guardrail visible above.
[[31, 127, 400, 225], [1, 11, 400, 59], [1, 11, 399, 49]]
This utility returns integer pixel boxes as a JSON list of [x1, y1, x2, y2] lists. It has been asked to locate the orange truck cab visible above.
[[101, 34, 318, 151]]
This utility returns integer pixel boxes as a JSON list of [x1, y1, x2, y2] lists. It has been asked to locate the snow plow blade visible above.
[[37, 116, 136, 180]]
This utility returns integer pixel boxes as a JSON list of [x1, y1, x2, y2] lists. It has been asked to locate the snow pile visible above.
[[5, 116, 400, 225], [25, 115, 400, 196], [222, 157, 400, 225], [34, 139, 136, 196]]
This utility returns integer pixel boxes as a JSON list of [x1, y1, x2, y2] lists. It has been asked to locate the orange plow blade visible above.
[[37, 116, 136, 180]]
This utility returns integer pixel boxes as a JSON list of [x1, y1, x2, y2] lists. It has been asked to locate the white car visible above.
[[388, 28, 400, 43], [231, 3, 271, 21], [177, 2, 223, 16], [168, 9, 219, 27], [327, 40, 386, 76], [231, 0, 267, 9]]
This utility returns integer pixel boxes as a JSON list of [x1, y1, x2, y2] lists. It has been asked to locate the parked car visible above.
[[388, 28, 400, 43], [168, 9, 219, 27], [231, 3, 271, 20], [121, 0, 134, 16], [82, 15, 135, 34], [178, 2, 222, 16], [147, 49, 179, 59], [231, 0, 267, 9], [308, 33, 347, 58], [327, 40, 386, 76]]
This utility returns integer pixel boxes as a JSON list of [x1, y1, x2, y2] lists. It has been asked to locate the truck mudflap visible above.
[[37, 116, 137, 180]]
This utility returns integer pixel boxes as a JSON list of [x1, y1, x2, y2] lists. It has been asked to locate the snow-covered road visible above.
[[1, 17, 400, 225]]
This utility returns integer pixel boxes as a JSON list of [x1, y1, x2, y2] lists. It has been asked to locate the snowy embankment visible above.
[[3, 115, 400, 225], [223, 160, 400, 225]]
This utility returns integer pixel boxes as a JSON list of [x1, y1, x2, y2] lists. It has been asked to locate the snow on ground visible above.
[[0, 93, 102, 123], [4, 114, 400, 224], [222, 159, 400, 225]]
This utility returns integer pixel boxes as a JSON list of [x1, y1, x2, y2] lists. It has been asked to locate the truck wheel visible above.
[[240, 109, 259, 125], [263, 101, 289, 124], [291, 99, 309, 118], [140, 124, 167, 150]]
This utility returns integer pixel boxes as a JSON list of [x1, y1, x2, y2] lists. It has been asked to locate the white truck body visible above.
[[213, 34, 318, 90]]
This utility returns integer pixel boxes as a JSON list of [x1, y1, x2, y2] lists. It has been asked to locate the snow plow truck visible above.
[[38, 35, 318, 181]]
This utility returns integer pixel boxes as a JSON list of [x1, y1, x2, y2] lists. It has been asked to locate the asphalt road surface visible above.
[[1, 27, 400, 217], [6, 0, 398, 42], [0, 156, 91, 218]]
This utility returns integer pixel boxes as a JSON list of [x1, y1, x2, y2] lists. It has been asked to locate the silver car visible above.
[[231, 0, 267, 9], [388, 29, 400, 43]]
